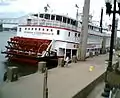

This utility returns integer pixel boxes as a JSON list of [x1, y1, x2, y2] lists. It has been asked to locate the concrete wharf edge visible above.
[[0, 54, 116, 98], [73, 71, 105, 98]]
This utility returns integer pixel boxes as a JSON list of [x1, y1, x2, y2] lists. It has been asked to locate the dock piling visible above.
[[38, 61, 46, 73], [72, 55, 77, 63], [58, 58, 64, 67], [6, 66, 18, 82]]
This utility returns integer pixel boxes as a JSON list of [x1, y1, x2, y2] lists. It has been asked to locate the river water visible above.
[[0, 31, 37, 83], [0, 31, 15, 82]]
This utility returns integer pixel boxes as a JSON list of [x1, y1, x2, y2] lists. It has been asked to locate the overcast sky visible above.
[[0, 0, 108, 19], [0, 0, 120, 36]]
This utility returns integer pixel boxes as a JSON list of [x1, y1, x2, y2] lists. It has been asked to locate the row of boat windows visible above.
[[56, 30, 80, 37], [87, 48, 100, 53], [33, 14, 108, 32], [88, 25, 100, 31], [88, 25, 108, 32], [20, 26, 103, 33], [21, 26, 102, 32], [68, 32, 80, 37], [32, 14, 108, 32], [19, 28, 80, 37], [33, 14, 78, 26], [19, 27, 53, 32]]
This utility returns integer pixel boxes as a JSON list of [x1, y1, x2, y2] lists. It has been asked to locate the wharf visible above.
[[0, 54, 116, 98]]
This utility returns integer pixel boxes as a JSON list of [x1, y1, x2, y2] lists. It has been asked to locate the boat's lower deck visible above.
[[1, 36, 109, 66]]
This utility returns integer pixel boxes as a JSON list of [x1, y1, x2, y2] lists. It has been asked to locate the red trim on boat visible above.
[[18, 25, 110, 37]]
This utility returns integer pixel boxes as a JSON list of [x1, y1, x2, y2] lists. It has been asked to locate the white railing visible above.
[[19, 19, 80, 32]]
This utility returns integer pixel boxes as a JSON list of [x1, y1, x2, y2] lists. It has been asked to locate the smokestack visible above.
[[100, 8, 103, 33]]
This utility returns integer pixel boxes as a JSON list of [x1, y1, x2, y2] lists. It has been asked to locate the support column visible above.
[[102, 37, 106, 54], [71, 49, 72, 59], [114, 19, 118, 49], [64, 48, 66, 59], [0, 24, 3, 32], [79, 0, 90, 60], [100, 8, 107, 54]]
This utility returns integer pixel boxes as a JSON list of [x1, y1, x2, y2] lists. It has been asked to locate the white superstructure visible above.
[[17, 12, 111, 58]]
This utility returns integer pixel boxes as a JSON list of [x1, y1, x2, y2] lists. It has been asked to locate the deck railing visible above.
[[19, 19, 81, 32]]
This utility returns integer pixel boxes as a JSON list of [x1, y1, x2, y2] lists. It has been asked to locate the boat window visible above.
[[91, 26, 93, 30], [25, 28, 27, 30], [78, 33, 80, 37], [90, 25, 92, 29], [67, 18, 70, 24], [73, 20, 76, 26], [74, 20, 78, 26], [27, 19, 31, 25], [88, 25, 90, 28], [51, 15, 55, 20], [88, 25, 90, 29], [40, 14, 44, 18], [45, 14, 50, 19], [35, 28, 37, 30], [43, 28, 44, 31], [71, 19, 73, 25], [32, 28, 33, 30], [92, 49, 94, 51], [63, 17, 67, 23], [75, 33, 77, 37], [68, 32, 70, 37], [33, 14, 38, 17], [51, 29, 53, 32], [19, 28, 21, 32], [39, 28, 40, 30], [87, 49, 89, 52], [56, 15, 62, 22], [89, 25, 93, 30], [28, 28, 30, 30], [47, 29, 49, 31], [57, 30, 60, 35]]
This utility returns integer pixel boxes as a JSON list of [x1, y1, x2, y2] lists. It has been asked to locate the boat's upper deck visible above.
[[19, 13, 109, 35], [19, 13, 82, 32]]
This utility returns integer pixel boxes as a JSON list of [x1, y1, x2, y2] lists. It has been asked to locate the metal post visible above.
[[75, 7, 79, 31], [64, 48, 66, 59], [108, 0, 116, 71], [100, 8, 106, 54], [38, 62, 46, 73], [100, 8, 103, 33], [79, 0, 90, 60], [71, 49, 72, 59], [0, 21, 3, 32], [37, 12, 40, 25], [102, 1, 118, 97], [114, 19, 118, 49], [43, 68, 48, 98], [76, 9, 78, 21]]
